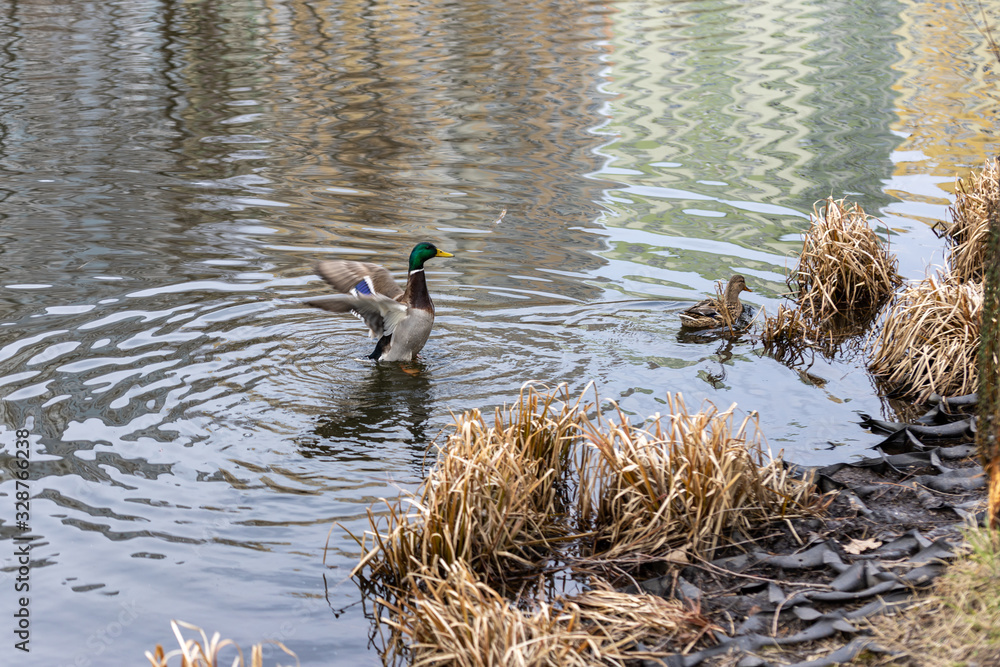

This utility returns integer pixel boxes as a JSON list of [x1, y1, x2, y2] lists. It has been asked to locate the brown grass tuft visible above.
[[794, 197, 901, 321], [937, 157, 1000, 283], [350, 384, 587, 589], [383, 562, 712, 667], [145, 620, 297, 667], [758, 304, 838, 362], [868, 273, 982, 402], [349, 387, 828, 665], [351, 387, 825, 584], [577, 395, 822, 561], [568, 579, 714, 650]]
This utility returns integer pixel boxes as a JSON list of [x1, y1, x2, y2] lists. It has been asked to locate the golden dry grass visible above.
[[868, 273, 982, 402], [351, 387, 826, 665], [937, 157, 1000, 283], [758, 198, 900, 357], [352, 386, 824, 588], [866, 526, 1000, 666], [145, 620, 297, 667], [350, 384, 587, 589], [758, 303, 838, 361], [577, 395, 822, 562], [382, 562, 712, 667], [567, 579, 713, 651], [794, 197, 901, 321]]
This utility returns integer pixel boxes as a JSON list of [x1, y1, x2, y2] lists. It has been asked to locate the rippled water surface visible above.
[[2, 0, 999, 664]]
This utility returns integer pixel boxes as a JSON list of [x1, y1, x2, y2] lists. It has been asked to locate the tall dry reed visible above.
[[868, 273, 982, 401], [351, 384, 586, 589], [937, 158, 1000, 283], [712, 277, 741, 333], [353, 387, 825, 585], [758, 303, 837, 361], [382, 562, 710, 667], [145, 620, 297, 667], [577, 395, 821, 561], [351, 387, 826, 665], [794, 197, 900, 321]]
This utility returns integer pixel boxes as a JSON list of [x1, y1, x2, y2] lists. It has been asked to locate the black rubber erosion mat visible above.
[[630, 393, 983, 667]]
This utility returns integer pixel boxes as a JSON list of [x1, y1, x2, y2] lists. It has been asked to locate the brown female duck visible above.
[[678, 275, 752, 329]]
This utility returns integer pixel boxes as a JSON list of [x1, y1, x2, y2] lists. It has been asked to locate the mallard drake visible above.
[[306, 242, 454, 361], [678, 274, 752, 329]]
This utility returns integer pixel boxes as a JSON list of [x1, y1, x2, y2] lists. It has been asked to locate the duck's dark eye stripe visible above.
[[354, 279, 373, 295]]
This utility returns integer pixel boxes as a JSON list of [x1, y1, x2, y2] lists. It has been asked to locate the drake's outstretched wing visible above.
[[306, 293, 407, 339], [314, 261, 404, 300]]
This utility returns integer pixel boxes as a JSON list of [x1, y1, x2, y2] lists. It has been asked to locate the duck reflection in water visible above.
[[701, 338, 735, 390], [676, 332, 742, 391], [303, 362, 433, 462]]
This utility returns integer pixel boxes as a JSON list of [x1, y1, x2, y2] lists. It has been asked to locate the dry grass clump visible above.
[[758, 304, 837, 361], [577, 395, 822, 561], [868, 273, 982, 402], [351, 386, 825, 582], [866, 159, 999, 402], [383, 562, 712, 667], [866, 526, 1000, 666], [145, 620, 297, 667], [757, 198, 900, 359], [936, 157, 1000, 283], [351, 387, 827, 665], [351, 384, 586, 589], [567, 580, 713, 649], [794, 197, 901, 321]]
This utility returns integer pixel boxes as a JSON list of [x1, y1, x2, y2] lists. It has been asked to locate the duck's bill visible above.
[[435, 249, 454, 257]]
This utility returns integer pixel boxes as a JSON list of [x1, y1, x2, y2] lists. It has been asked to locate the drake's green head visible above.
[[408, 242, 453, 271]]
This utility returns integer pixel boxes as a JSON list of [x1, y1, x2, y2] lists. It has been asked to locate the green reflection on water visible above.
[[596, 0, 904, 284]]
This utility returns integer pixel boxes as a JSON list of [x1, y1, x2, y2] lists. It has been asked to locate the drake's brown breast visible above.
[[405, 270, 434, 312]]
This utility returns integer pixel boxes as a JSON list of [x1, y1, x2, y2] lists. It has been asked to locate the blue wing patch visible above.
[[350, 276, 376, 296]]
